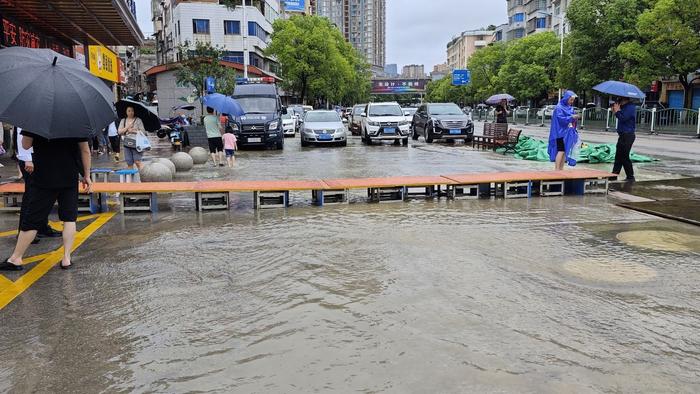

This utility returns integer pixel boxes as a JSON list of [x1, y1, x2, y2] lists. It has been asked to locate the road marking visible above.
[[0, 213, 103, 238], [0, 212, 115, 310]]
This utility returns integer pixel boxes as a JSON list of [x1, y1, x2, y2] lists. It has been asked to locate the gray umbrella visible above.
[[0, 47, 116, 139]]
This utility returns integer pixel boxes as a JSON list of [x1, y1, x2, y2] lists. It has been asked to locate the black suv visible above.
[[231, 82, 284, 150], [411, 103, 474, 143]]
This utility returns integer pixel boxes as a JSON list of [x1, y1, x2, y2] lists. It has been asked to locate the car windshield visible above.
[[305, 111, 341, 123], [369, 105, 403, 117], [429, 104, 463, 115], [404, 108, 417, 115], [353, 106, 364, 115], [235, 97, 278, 114]]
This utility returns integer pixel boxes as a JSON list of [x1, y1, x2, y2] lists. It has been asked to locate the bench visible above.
[[472, 123, 508, 151], [495, 128, 522, 154]]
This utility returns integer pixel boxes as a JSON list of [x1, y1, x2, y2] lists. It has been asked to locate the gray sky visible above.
[[135, 0, 507, 70]]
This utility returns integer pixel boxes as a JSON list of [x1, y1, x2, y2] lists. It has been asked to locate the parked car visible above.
[[349, 104, 366, 135], [300, 110, 347, 147], [282, 112, 296, 137], [361, 102, 411, 146], [537, 105, 557, 119], [411, 103, 474, 143]]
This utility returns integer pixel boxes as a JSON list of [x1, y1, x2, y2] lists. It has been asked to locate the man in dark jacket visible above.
[[612, 97, 637, 181]]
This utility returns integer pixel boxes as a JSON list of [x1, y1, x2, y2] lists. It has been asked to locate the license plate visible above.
[[384, 128, 396, 134], [449, 129, 462, 135], [318, 134, 332, 141], [248, 137, 262, 143]]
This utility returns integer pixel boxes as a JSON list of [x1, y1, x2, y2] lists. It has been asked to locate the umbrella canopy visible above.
[[0, 47, 115, 139], [115, 99, 161, 131], [201, 93, 245, 117], [486, 94, 516, 105], [592, 81, 646, 100]]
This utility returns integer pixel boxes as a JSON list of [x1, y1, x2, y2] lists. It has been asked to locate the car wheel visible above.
[[402, 138, 409, 146], [411, 124, 419, 140], [340, 140, 347, 147], [276, 140, 284, 150], [361, 129, 367, 144], [301, 138, 308, 147], [425, 126, 434, 144]]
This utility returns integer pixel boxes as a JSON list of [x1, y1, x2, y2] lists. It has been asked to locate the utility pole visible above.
[[242, 0, 249, 79]]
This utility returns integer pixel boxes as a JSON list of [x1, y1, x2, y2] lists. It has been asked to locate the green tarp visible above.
[[500, 136, 657, 163]]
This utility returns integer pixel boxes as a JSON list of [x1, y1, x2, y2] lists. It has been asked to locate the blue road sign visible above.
[[206, 76, 216, 93], [452, 69, 471, 86]]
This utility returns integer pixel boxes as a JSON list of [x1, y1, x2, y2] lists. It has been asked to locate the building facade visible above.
[[122, 39, 158, 97], [384, 63, 398, 77], [152, 0, 280, 73], [446, 29, 494, 70], [402, 64, 425, 79], [497, 0, 570, 42], [314, 0, 386, 71]]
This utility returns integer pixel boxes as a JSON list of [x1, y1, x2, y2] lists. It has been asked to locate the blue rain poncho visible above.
[[548, 90, 579, 164]]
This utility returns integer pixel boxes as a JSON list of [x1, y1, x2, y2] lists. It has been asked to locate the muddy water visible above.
[[1, 197, 699, 393]]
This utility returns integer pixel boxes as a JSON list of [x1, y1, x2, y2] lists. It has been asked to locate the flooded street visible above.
[[1, 135, 700, 392]]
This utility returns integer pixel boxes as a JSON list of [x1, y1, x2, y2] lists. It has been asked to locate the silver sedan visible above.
[[300, 110, 348, 147]]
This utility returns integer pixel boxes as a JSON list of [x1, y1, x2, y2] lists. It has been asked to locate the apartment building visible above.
[[446, 29, 494, 70], [496, 0, 570, 42], [315, 0, 386, 71], [152, 0, 281, 73], [402, 64, 425, 79]]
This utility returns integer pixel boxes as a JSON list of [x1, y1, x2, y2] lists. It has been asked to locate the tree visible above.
[[467, 42, 507, 102], [175, 41, 240, 108], [266, 15, 370, 105], [561, 0, 655, 93], [618, 0, 700, 107]]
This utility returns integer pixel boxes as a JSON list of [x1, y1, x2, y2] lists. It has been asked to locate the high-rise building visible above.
[[500, 0, 570, 42], [384, 63, 398, 77], [314, 0, 386, 70], [446, 29, 494, 70], [402, 64, 425, 79], [152, 0, 281, 72]]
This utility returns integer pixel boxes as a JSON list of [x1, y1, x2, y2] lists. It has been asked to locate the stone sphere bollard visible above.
[[171, 152, 194, 172], [139, 162, 173, 182], [189, 146, 209, 165], [152, 158, 176, 176]]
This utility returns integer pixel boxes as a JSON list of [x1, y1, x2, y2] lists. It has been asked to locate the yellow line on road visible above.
[[0, 213, 102, 238], [0, 212, 116, 310], [0, 275, 13, 293]]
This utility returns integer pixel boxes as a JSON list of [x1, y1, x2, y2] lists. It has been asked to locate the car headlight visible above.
[[231, 123, 239, 131], [368, 121, 380, 126], [267, 121, 279, 131], [398, 120, 410, 126], [336, 127, 345, 133]]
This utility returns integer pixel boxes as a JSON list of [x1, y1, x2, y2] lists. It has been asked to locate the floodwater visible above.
[[2, 197, 699, 393], [1, 136, 700, 392]]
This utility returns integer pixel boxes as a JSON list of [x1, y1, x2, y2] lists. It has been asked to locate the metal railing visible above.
[[501, 106, 700, 136]]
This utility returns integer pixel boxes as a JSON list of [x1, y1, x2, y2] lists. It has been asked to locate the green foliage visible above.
[[175, 41, 239, 97], [265, 15, 371, 105]]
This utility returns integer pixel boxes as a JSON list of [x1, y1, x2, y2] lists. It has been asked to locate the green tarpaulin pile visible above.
[[501, 136, 657, 163]]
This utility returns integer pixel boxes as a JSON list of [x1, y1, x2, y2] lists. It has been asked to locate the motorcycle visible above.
[[156, 105, 194, 150]]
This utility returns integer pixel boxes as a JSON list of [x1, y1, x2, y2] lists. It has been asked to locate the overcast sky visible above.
[[135, 0, 507, 70]]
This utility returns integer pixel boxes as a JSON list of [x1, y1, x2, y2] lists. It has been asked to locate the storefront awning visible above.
[[0, 0, 143, 46]]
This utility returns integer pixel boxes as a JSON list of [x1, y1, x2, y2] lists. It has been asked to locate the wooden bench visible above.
[[495, 128, 522, 154], [472, 123, 508, 150]]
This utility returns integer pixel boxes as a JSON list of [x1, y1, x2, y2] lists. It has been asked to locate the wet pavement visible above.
[[1, 132, 700, 392]]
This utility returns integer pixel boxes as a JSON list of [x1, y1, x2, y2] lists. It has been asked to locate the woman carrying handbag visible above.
[[118, 105, 147, 171]]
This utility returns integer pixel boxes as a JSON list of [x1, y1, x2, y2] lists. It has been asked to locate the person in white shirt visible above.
[[107, 120, 120, 162], [15, 127, 61, 242]]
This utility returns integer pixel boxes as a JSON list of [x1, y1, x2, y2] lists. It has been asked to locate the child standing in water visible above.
[[222, 127, 238, 168]]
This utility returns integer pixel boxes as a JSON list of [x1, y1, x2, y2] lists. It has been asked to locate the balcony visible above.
[[193, 34, 211, 44], [474, 40, 488, 47]]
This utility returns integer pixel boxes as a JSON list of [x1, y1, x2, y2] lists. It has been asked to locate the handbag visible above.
[[135, 132, 151, 153], [121, 119, 137, 149]]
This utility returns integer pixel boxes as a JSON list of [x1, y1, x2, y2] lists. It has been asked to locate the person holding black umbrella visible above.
[[612, 97, 637, 182], [495, 99, 509, 124], [0, 47, 114, 271]]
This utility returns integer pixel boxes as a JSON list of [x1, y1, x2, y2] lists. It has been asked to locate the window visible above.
[[222, 51, 244, 63], [514, 28, 525, 39], [248, 22, 268, 41], [224, 20, 240, 35], [496, 31, 503, 41], [249, 52, 263, 68], [536, 18, 546, 29], [177, 21, 181, 36], [513, 13, 524, 22], [192, 19, 210, 34]]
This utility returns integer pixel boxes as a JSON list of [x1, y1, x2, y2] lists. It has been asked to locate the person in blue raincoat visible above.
[[548, 91, 581, 170]]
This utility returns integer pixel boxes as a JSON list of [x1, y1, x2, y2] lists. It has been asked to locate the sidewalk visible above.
[[475, 121, 700, 161]]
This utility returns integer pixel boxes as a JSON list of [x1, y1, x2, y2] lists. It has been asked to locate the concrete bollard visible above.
[[171, 152, 194, 172], [152, 158, 177, 176], [189, 146, 209, 165], [139, 162, 173, 182]]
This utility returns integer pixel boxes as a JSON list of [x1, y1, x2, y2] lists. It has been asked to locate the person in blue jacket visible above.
[[612, 97, 636, 181], [548, 90, 580, 170]]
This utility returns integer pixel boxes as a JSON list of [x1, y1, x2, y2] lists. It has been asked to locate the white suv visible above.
[[361, 102, 411, 146]]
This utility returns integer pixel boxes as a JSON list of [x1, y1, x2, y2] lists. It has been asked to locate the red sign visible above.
[[1, 15, 72, 57]]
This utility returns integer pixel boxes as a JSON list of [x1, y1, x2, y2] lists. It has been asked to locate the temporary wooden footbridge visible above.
[[0, 169, 614, 213]]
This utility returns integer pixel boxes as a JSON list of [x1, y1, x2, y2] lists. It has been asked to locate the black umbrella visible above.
[[115, 99, 161, 132], [0, 47, 115, 139]]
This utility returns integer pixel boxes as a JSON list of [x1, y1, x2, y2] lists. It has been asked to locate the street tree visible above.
[[175, 41, 239, 98], [618, 0, 700, 108], [467, 43, 507, 102], [266, 15, 370, 105]]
